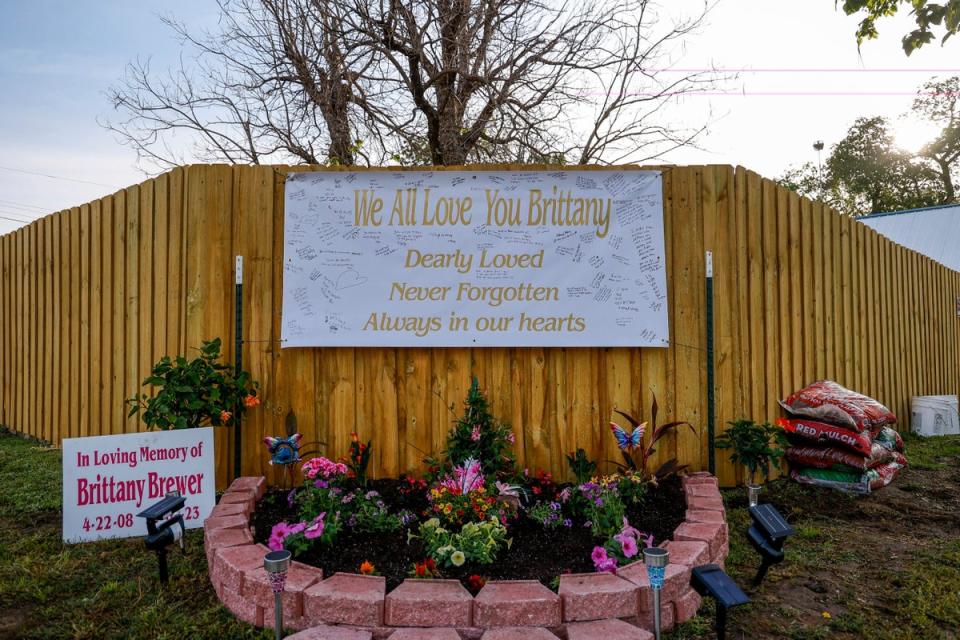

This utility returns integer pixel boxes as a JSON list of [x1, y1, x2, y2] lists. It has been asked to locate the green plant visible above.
[[566, 448, 598, 483], [445, 378, 516, 478], [572, 481, 626, 539], [610, 393, 697, 481], [126, 338, 259, 430], [346, 432, 372, 486], [410, 517, 510, 568], [715, 418, 788, 484]]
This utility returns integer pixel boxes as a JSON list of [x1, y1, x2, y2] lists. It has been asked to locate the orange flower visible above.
[[244, 394, 261, 408], [220, 410, 232, 423], [359, 560, 376, 575]]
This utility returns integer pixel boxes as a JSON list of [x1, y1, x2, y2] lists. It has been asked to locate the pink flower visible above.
[[620, 535, 638, 558], [268, 521, 306, 551], [301, 456, 348, 480], [506, 432, 515, 444], [591, 546, 609, 566], [471, 424, 482, 442], [304, 513, 326, 540], [597, 557, 618, 573]]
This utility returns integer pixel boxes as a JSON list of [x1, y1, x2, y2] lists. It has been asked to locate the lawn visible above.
[[1, 426, 958, 639]]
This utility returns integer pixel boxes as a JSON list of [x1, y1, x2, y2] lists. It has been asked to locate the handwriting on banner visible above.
[[280, 171, 668, 347]]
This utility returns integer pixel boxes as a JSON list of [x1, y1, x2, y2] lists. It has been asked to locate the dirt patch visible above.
[[716, 443, 960, 640]]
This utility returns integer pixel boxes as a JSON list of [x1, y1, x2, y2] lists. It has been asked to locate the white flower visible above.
[[450, 550, 466, 567]]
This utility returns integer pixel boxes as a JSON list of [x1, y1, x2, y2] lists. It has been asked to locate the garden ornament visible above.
[[264, 433, 303, 489], [643, 546, 669, 640], [264, 549, 292, 640]]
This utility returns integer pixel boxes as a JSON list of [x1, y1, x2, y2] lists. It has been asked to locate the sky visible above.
[[0, 0, 958, 235]]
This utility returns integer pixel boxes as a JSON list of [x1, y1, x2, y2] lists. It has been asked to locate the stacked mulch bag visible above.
[[777, 380, 908, 494]]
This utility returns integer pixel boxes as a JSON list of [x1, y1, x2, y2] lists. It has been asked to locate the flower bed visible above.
[[205, 384, 729, 637], [204, 473, 728, 638]]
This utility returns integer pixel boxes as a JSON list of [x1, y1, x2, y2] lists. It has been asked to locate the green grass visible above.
[[0, 428, 270, 640], [902, 433, 960, 470], [3, 427, 959, 639]]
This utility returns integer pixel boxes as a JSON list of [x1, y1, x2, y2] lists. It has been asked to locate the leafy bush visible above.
[[528, 501, 572, 530], [411, 517, 510, 568], [715, 418, 788, 484], [445, 378, 516, 478], [127, 338, 259, 430], [572, 481, 626, 539], [566, 448, 598, 484]]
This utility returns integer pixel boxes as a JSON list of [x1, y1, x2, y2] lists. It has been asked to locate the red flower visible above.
[[243, 394, 261, 408], [415, 563, 426, 577], [426, 558, 436, 571]]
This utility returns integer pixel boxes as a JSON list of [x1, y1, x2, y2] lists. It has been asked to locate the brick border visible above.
[[205, 472, 728, 638]]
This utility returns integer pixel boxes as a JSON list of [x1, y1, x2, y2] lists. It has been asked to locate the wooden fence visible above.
[[1, 165, 958, 488]]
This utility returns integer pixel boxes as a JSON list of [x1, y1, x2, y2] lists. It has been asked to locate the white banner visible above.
[[281, 170, 668, 347], [62, 428, 215, 543]]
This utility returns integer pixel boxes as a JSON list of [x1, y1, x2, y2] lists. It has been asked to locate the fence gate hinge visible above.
[[705, 251, 713, 278]]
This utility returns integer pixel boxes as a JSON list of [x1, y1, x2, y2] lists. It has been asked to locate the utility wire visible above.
[[0, 214, 33, 224], [0, 164, 116, 188], [0, 198, 48, 213]]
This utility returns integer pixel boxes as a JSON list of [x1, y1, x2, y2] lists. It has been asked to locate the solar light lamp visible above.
[[747, 483, 761, 507], [691, 563, 751, 640], [746, 503, 795, 586], [643, 547, 669, 640], [264, 550, 292, 640], [136, 493, 187, 584]]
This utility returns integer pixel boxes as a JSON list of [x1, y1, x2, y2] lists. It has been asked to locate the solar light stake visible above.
[[644, 547, 669, 640], [747, 484, 761, 507], [264, 550, 291, 640]]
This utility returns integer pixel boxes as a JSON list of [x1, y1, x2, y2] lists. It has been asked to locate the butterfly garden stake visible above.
[[609, 393, 697, 483], [264, 433, 303, 488]]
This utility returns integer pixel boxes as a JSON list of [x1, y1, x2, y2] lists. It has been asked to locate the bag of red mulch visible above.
[[790, 466, 872, 494], [777, 417, 874, 456], [867, 461, 906, 490], [872, 425, 905, 453], [785, 443, 895, 472], [779, 381, 897, 433], [789, 460, 906, 494]]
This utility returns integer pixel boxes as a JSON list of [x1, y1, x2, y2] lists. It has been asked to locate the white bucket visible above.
[[911, 395, 960, 436]]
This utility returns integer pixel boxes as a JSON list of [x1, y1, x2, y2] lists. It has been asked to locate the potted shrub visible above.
[[127, 337, 260, 430], [715, 418, 787, 504]]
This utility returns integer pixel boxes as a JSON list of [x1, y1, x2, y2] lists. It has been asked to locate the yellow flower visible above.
[[822, 612, 832, 620], [444, 504, 453, 514]]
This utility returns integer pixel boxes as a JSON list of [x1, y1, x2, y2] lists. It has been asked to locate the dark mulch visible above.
[[252, 476, 685, 591]]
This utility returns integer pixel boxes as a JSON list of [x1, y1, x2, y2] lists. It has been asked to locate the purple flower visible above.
[[286, 489, 297, 507], [313, 479, 329, 489], [563, 519, 573, 528], [346, 514, 358, 527], [342, 492, 355, 504], [559, 487, 572, 502], [365, 490, 379, 499], [304, 513, 326, 540]]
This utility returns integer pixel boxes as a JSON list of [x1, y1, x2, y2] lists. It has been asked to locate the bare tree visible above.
[[106, 0, 721, 169]]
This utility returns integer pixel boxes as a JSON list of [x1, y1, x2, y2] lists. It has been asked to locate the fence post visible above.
[[234, 255, 243, 482], [706, 250, 716, 475]]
